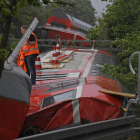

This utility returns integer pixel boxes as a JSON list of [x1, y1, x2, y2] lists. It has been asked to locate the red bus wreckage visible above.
[[0, 14, 128, 140], [34, 11, 93, 48], [19, 49, 123, 137]]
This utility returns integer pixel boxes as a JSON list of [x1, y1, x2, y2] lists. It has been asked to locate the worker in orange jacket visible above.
[[17, 50, 27, 72], [20, 25, 39, 85]]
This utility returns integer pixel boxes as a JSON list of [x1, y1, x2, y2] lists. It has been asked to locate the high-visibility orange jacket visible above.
[[17, 50, 27, 72], [22, 33, 39, 56]]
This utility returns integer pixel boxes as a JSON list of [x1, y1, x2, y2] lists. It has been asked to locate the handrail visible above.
[[8, 39, 124, 51], [9, 39, 115, 43], [129, 51, 140, 98], [15, 115, 136, 140], [123, 51, 140, 117]]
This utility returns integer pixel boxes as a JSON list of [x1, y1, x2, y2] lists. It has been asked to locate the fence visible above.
[[8, 39, 123, 52]]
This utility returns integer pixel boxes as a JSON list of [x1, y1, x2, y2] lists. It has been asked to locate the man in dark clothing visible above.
[[21, 25, 39, 85]]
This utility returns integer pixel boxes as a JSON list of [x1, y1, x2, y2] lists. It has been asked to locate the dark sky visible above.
[[91, 0, 112, 18]]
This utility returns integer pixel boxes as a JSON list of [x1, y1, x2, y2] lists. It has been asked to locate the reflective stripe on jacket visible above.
[[23, 33, 39, 56], [17, 51, 27, 72]]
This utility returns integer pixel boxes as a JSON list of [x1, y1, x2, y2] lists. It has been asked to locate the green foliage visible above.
[[86, 25, 99, 40], [0, 34, 9, 61], [0, 35, 6, 61], [86, 16, 110, 40], [0, 49, 7, 61], [0, 33, 18, 61], [86, 0, 140, 93], [10, 3, 51, 38], [0, 0, 73, 59], [114, 32, 140, 71], [102, 0, 140, 40], [102, 32, 140, 92], [87, 0, 140, 40], [102, 64, 137, 92]]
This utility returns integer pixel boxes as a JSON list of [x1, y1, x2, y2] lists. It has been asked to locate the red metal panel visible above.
[[20, 97, 121, 136], [43, 101, 74, 131], [81, 76, 122, 103], [79, 97, 121, 123], [28, 87, 76, 115], [0, 97, 29, 140], [19, 49, 122, 137], [47, 30, 74, 40], [76, 35, 89, 46], [47, 16, 71, 29], [58, 55, 68, 61], [97, 50, 112, 57], [20, 100, 74, 136]]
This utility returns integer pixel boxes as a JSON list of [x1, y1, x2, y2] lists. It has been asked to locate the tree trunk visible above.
[[0, 0, 17, 79]]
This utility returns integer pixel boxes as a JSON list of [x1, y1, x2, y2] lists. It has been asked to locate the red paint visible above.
[[35, 56, 42, 69], [97, 50, 112, 57], [0, 97, 29, 140], [76, 34, 89, 46], [47, 16, 71, 29], [20, 100, 74, 136], [58, 55, 68, 61], [47, 16, 79, 31], [79, 97, 121, 122], [45, 15, 89, 47], [19, 49, 122, 137], [47, 29, 74, 40]]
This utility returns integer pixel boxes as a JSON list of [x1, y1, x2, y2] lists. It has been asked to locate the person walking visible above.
[[21, 25, 39, 85]]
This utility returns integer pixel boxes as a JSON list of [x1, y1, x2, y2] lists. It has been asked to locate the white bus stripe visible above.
[[72, 99, 80, 123], [72, 50, 97, 123], [76, 51, 97, 98]]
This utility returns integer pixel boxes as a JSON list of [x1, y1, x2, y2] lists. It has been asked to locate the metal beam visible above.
[[15, 115, 136, 140], [8, 38, 124, 51]]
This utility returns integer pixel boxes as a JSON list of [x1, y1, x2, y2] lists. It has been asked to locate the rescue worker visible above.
[[21, 25, 39, 85]]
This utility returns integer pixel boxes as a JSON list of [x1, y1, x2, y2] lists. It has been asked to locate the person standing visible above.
[[21, 25, 39, 85]]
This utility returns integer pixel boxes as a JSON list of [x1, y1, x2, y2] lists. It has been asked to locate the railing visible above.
[[8, 39, 124, 52], [15, 115, 137, 140]]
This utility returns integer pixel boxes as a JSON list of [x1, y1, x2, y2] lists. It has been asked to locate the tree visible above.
[[0, 0, 73, 78], [101, 0, 140, 40], [47, 0, 96, 26], [88, 0, 140, 40], [9, 3, 51, 39], [102, 31, 140, 92], [90, 0, 140, 92], [86, 25, 100, 40]]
